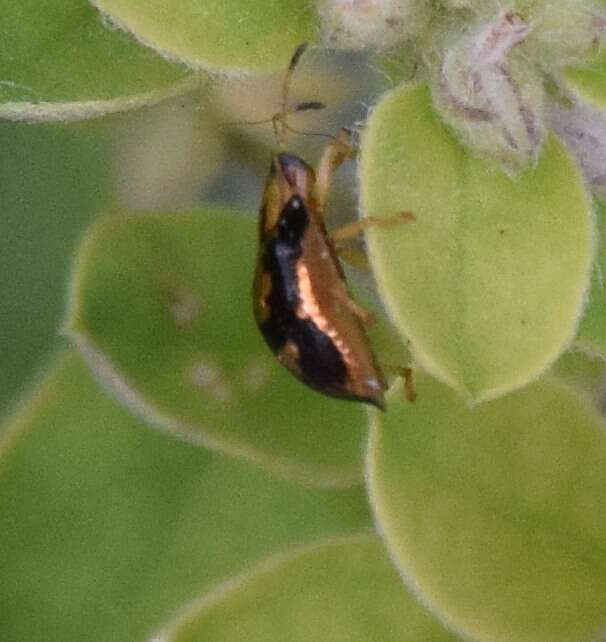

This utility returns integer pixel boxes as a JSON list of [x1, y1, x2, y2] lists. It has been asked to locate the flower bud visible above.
[[548, 96, 606, 199], [434, 11, 545, 173], [318, 0, 430, 51]]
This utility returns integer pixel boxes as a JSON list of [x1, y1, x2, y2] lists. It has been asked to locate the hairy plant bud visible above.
[[548, 96, 606, 199], [318, 0, 430, 50], [434, 11, 545, 173]]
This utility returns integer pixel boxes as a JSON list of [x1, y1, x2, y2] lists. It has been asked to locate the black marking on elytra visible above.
[[258, 197, 348, 394], [295, 319, 348, 392], [261, 310, 348, 394]]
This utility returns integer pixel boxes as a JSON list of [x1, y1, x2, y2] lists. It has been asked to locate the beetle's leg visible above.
[[330, 285, 376, 325], [331, 211, 415, 245], [345, 298, 376, 326], [313, 128, 356, 213], [335, 246, 370, 272], [382, 365, 417, 403]]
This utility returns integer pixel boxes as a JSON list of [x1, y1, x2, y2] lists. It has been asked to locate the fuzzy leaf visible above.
[[360, 83, 593, 401], [578, 199, 606, 358], [0, 0, 191, 122], [367, 373, 606, 642], [566, 50, 606, 110], [65, 210, 368, 486], [152, 534, 461, 642], [90, 0, 316, 75], [552, 349, 606, 402], [0, 352, 370, 642]]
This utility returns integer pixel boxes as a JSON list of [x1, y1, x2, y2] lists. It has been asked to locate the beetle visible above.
[[252, 44, 414, 409]]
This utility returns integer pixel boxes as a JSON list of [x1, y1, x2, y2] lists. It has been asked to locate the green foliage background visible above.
[[3, 2, 606, 642]]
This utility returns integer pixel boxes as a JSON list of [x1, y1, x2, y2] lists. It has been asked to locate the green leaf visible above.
[[563, 0, 606, 109], [152, 533, 462, 642], [0, 352, 370, 642], [113, 94, 226, 211], [0, 120, 111, 410], [373, 45, 419, 89], [565, 50, 606, 110], [552, 349, 606, 402], [577, 200, 606, 358], [91, 0, 317, 75], [360, 83, 594, 401], [65, 210, 368, 486], [367, 373, 606, 642], [0, 0, 192, 122]]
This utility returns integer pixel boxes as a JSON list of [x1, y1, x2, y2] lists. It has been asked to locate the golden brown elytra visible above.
[[252, 44, 414, 409]]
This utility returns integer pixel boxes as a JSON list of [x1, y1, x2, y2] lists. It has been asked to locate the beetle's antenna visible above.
[[274, 42, 309, 147], [223, 44, 332, 143], [228, 101, 325, 128], [281, 121, 343, 143]]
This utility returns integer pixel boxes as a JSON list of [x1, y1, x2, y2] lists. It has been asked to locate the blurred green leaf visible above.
[[367, 373, 606, 642], [91, 0, 317, 75], [372, 45, 419, 89], [65, 210, 368, 486], [565, 50, 606, 109], [552, 349, 606, 403], [563, 0, 606, 109], [360, 83, 593, 402], [0, 0, 191, 122], [113, 93, 226, 211], [153, 533, 462, 642], [0, 352, 371, 642], [0, 120, 110, 412], [578, 199, 606, 358]]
